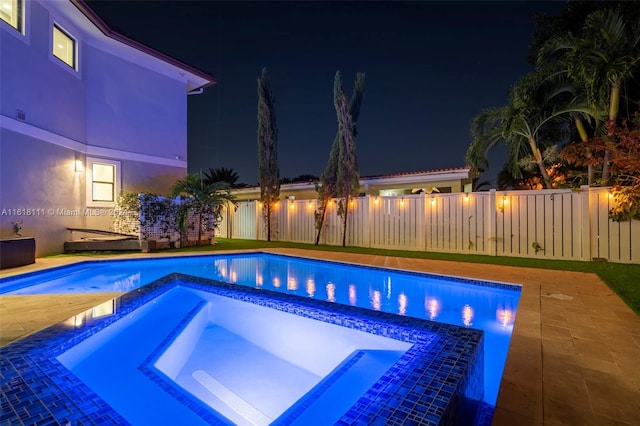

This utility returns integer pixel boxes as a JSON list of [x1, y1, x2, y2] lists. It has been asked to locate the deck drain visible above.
[[542, 293, 573, 301]]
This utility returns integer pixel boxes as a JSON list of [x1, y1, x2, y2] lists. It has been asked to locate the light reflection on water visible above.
[[5, 253, 520, 405], [209, 256, 518, 332]]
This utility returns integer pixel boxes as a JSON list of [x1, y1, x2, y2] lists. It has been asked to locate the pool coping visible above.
[[1, 272, 485, 426], [0, 250, 522, 294]]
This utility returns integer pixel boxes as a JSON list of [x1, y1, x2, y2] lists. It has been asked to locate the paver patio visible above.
[[1, 249, 639, 425]]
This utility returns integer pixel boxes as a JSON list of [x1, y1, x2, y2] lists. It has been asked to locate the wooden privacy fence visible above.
[[216, 186, 640, 264]]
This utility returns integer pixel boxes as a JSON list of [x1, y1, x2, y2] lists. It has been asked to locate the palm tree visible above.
[[538, 8, 640, 182], [171, 174, 235, 246], [467, 71, 590, 189], [203, 167, 240, 187]]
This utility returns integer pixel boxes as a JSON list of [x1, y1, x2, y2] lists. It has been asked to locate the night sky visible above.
[[85, 1, 566, 187]]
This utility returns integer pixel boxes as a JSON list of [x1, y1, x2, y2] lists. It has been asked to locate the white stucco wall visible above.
[[0, 130, 85, 256], [0, 0, 195, 256], [86, 48, 187, 160], [0, 1, 87, 141]]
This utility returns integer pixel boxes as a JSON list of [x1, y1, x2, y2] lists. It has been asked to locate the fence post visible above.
[[487, 189, 497, 256], [363, 196, 371, 248], [580, 185, 591, 261], [255, 201, 260, 240]]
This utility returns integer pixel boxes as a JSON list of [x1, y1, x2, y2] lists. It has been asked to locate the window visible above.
[[86, 158, 120, 207], [0, 0, 20, 31], [92, 163, 115, 202], [52, 24, 75, 69]]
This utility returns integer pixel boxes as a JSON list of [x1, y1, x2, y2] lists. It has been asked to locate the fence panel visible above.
[[232, 201, 257, 240], [369, 195, 422, 250], [287, 200, 316, 244], [589, 188, 640, 263], [216, 187, 638, 264], [494, 190, 584, 261]]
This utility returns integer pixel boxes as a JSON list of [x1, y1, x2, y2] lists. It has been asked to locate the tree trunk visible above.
[[528, 137, 552, 189], [196, 207, 203, 245], [314, 201, 327, 245], [573, 115, 594, 185], [342, 196, 349, 247], [602, 85, 620, 183], [266, 203, 271, 242]]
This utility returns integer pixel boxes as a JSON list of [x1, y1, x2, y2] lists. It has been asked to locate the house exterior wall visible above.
[[0, 130, 85, 256], [85, 48, 187, 159], [0, 1, 86, 141], [0, 0, 200, 256]]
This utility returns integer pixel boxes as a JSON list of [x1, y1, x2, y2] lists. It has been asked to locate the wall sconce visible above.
[[430, 196, 436, 205], [464, 193, 470, 201], [74, 157, 84, 173], [289, 202, 295, 209], [400, 197, 405, 206], [374, 196, 379, 205], [308, 201, 313, 209]]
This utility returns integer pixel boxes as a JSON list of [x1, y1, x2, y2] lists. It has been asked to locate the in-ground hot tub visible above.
[[3, 273, 485, 425]]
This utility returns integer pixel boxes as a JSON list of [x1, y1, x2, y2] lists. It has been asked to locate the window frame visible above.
[[52, 23, 77, 70], [85, 157, 121, 208], [0, 0, 21, 32]]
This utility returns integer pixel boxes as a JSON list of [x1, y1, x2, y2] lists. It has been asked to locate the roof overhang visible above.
[[47, 0, 216, 92], [361, 167, 472, 187]]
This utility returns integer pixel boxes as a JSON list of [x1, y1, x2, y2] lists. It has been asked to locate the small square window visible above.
[[0, 0, 20, 31], [53, 24, 76, 69]]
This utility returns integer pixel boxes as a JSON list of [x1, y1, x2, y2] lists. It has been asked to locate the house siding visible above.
[[0, 130, 85, 256], [0, 0, 202, 256], [0, 1, 86, 142], [86, 47, 187, 159]]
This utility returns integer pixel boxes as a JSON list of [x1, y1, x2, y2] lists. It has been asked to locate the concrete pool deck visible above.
[[1, 248, 639, 425]]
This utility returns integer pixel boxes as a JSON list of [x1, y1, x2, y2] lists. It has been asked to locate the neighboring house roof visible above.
[[360, 167, 471, 186], [69, 0, 216, 92], [232, 167, 473, 196]]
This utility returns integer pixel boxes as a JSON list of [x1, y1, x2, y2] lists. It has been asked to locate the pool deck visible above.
[[1, 248, 639, 425]]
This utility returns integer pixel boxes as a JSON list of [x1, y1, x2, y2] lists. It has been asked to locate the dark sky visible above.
[[86, 0, 566, 186]]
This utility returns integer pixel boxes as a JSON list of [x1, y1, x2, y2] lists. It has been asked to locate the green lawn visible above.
[[53, 238, 640, 315]]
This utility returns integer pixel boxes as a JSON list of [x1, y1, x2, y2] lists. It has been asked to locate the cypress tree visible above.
[[257, 67, 280, 241], [334, 71, 360, 247], [315, 72, 365, 245]]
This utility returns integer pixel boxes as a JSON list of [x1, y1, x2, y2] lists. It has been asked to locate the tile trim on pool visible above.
[[1, 272, 485, 426], [0, 250, 521, 294], [267, 252, 522, 291]]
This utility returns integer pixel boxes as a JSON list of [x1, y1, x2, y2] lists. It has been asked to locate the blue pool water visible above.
[[0, 253, 520, 406]]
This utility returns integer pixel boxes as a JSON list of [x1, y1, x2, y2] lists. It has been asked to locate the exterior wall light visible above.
[[74, 158, 84, 173]]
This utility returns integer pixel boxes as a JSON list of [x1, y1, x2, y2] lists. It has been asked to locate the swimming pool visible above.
[[2, 273, 485, 425], [0, 253, 520, 408]]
